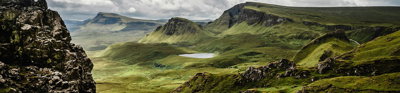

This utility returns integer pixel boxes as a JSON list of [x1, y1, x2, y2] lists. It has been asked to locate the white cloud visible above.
[[128, 7, 137, 13], [47, 0, 400, 20]]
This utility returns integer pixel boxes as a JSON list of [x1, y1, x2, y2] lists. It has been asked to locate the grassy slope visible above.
[[350, 31, 400, 63], [172, 2, 398, 93], [138, 30, 211, 44], [173, 31, 400, 93], [92, 42, 245, 93], [71, 31, 149, 51], [98, 42, 187, 65], [93, 57, 238, 93], [293, 32, 355, 68], [298, 31, 400, 92], [296, 38, 354, 68], [198, 21, 323, 51], [245, 2, 400, 26], [139, 17, 212, 44], [303, 72, 400, 92], [90, 2, 400, 93]]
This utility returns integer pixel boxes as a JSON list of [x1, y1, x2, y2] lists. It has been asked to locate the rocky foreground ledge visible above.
[[0, 0, 95, 92]]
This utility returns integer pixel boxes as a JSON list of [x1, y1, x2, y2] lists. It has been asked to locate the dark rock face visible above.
[[156, 17, 202, 35], [214, 3, 291, 28], [0, 0, 96, 92], [236, 9, 292, 27], [303, 21, 400, 43], [240, 59, 308, 83], [172, 59, 311, 93], [318, 56, 400, 76]]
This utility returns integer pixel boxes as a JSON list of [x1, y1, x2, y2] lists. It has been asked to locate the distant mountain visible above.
[[139, 17, 211, 44], [76, 12, 163, 32], [64, 19, 88, 32], [70, 12, 165, 51]]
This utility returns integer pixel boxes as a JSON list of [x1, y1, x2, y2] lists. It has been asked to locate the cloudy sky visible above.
[[47, 0, 400, 21]]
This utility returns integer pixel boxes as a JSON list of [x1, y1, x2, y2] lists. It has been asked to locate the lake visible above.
[[179, 53, 215, 58]]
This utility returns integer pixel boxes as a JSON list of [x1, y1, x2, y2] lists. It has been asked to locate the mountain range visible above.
[[1, 0, 400, 93], [91, 2, 400, 93], [68, 12, 164, 51]]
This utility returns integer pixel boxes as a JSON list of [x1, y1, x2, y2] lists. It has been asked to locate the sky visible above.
[[47, 0, 400, 21]]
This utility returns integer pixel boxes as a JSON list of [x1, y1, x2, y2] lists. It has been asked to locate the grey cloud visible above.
[[47, 0, 400, 21]]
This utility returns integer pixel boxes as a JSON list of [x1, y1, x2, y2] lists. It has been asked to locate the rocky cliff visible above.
[[206, 2, 292, 34], [0, 0, 96, 92]]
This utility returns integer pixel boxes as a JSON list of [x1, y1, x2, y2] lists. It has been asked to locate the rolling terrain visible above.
[[88, 2, 400, 93]]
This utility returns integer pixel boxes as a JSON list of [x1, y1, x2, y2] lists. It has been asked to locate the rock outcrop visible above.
[[0, 0, 96, 92], [240, 59, 308, 83], [173, 59, 311, 93]]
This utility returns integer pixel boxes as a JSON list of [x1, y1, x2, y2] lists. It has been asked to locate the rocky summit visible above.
[[0, 0, 95, 92], [138, 17, 208, 44]]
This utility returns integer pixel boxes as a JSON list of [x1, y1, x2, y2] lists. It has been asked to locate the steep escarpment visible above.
[[139, 17, 210, 44], [0, 0, 95, 92], [206, 2, 400, 44], [206, 2, 292, 34]]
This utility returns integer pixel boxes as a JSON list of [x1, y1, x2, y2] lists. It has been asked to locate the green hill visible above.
[[171, 2, 400, 93], [301, 72, 400, 92], [293, 31, 355, 68], [139, 17, 212, 44], [89, 2, 400, 93], [98, 42, 186, 65], [244, 2, 400, 26]]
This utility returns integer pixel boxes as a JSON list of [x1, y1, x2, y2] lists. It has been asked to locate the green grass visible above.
[[138, 30, 211, 44], [249, 86, 303, 93], [139, 17, 213, 44], [220, 22, 324, 38], [92, 57, 238, 93], [98, 42, 187, 65], [88, 2, 400, 93], [195, 22, 325, 53], [194, 33, 268, 52], [175, 70, 311, 93], [71, 30, 150, 51], [303, 72, 400, 92], [350, 31, 400, 63], [245, 2, 400, 26], [293, 32, 355, 68]]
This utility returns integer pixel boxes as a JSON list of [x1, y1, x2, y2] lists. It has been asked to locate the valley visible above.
[[67, 2, 400, 93], [3, 0, 400, 93]]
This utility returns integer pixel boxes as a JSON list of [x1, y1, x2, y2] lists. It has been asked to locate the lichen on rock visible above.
[[0, 0, 96, 92]]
